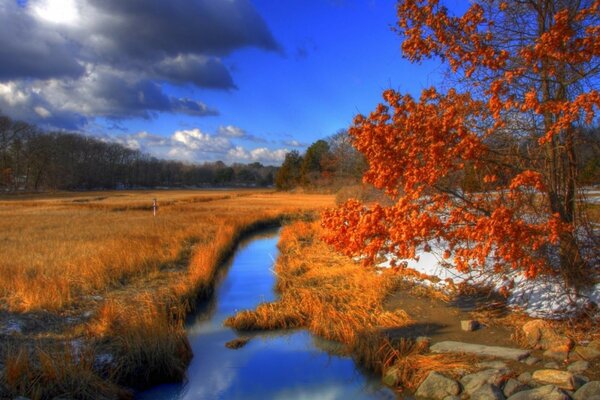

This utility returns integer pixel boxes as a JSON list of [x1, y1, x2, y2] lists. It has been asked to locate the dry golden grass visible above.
[[225, 221, 412, 345], [0, 190, 332, 312], [0, 190, 334, 398]]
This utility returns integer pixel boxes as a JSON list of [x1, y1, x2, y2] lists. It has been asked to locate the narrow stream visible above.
[[138, 227, 396, 400]]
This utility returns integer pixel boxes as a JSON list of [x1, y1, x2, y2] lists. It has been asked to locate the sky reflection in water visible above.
[[137, 228, 395, 400]]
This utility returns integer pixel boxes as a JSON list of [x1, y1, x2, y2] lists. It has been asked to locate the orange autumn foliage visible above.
[[323, 0, 599, 284]]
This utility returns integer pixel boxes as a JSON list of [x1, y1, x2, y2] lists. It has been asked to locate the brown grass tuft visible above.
[[225, 221, 412, 345]]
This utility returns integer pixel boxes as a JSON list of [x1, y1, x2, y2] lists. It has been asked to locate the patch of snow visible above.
[[378, 243, 600, 319]]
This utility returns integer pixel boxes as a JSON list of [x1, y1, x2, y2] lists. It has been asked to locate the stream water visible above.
[[138, 227, 396, 400]]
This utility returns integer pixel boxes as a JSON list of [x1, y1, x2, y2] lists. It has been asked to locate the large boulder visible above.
[[531, 370, 576, 390], [506, 385, 571, 400], [415, 371, 461, 399], [574, 381, 600, 400]]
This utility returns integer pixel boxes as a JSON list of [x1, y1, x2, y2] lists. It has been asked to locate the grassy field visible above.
[[0, 190, 334, 399]]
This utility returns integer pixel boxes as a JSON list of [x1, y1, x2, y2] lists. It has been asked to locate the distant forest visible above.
[[274, 130, 366, 191], [0, 115, 277, 191]]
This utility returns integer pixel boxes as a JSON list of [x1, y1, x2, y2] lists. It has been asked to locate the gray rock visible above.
[[430, 341, 530, 361], [573, 381, 600, 400], [503, 378, 529, 397], [573, 374, 589, 388], [517, 372, 532, 384], [415, 371, 461, 399], [523, 356, 539, 366], [471, 383, 506, 400], [442, 397, 461, 400], [544, 348, 569, 362], [544, 361, 560, 369], [461, 369, 507, 395], [567, 360, 589, 374], [461, 320, 480, 331], [478, 360, 508, 370], [506, 385, 570, 400]]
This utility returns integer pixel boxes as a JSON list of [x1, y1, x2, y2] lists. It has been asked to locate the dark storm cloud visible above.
[[0, 0, 279, 129], [84, 0, 281, 60], [154, 56, 236, 90], [0, 2, 84, 80]]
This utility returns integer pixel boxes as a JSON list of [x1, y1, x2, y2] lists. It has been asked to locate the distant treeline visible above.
[[0, 115, 276, 191], [275, 127, 600, 194], [275, 130, 367, 191]]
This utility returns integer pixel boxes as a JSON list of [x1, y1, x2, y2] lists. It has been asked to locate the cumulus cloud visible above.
[[0, 0, 279, 128], [226, 146, 288, 164], [111, 127, 287, 165], [217, 125, 247, 138]]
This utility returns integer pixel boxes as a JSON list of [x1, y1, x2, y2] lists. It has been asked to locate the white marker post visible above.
[[152, 198, 157, 217]]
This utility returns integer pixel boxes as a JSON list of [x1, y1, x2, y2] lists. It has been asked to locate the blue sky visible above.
[[0, 0, 449, 165]]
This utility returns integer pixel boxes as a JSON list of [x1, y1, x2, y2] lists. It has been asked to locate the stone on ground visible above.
[[461, 369, 507, 395], [543, 348, 569, 362], [531, 369, 576, 390], [415, 371, 461, 399], [430, 341, 530, 361], [522, 356, 539, 366], [572, 345, 600, 360], [567, 360, 589, 374], [517, 372, 532, 384], [506, 385, 571, 400], [477, 360, 508, 370], [521, 320, 572, 351], [543, 361, 560, 369], [470, 383, 506, 400], [573, 381, 600, 400], [461, 320, 480, 331], [503, 378, 529, 398]]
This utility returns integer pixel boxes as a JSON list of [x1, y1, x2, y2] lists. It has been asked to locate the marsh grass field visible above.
[[0, 190, 334, 399]]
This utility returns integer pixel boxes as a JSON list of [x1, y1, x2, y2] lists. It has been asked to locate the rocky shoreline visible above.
[[384, 319, 600, 399]]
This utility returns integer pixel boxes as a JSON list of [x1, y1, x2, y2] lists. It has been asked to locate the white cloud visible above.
[[34, 106, 51, 118], [217, 125, 246, 138], [172, 128, 230, 152], [107, 127, 287, 165], [31, 0, 81, 26], [226, 146, 288, 163]]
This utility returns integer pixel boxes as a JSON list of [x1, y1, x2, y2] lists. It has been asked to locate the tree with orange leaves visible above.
[[322, 0, 599, 289]]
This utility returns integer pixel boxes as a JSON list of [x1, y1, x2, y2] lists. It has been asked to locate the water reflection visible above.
[[138, 228, 395, 400]]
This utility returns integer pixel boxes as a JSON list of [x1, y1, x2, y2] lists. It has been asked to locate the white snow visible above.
[[378, 244, 600, 319]]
